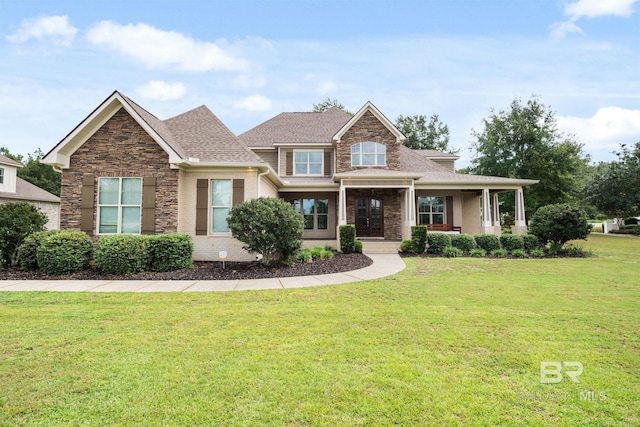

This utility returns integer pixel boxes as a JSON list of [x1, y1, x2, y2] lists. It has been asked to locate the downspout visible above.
[[257, 169, 269, 197]]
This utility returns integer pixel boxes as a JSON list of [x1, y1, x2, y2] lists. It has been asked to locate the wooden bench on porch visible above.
[[423, 224, 462, 233]]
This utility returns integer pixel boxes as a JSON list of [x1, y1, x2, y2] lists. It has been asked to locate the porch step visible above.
[[359, 240, 401, 254]]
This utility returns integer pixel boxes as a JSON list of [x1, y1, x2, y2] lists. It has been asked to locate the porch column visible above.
[[408, 183, 416, 226], [338, 180, 347, 225], [492, 193, 501, 231], [481, 188, 493, 233], [512, 187, 527, 234]]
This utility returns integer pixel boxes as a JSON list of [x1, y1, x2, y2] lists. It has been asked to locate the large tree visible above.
[[0, 147, 61, 196], [586, 142, 640, 223], [469, 96, 588, 215], [312, 98, 353, 115], [396, 114, 457, 153]]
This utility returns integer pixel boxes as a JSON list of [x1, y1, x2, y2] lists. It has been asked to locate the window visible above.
[[294, 151, 323, 175], [0, 168, 4, 184], [291, 198, 329, 230], [351, 142, 386, 167], [98, 177, 142, 234], [418, 196, 444, 225], [211, 180, 232, 232]]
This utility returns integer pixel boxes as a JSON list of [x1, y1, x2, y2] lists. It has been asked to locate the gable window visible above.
[[0, 168, 3, 184], [211, 180, 232, 232], [351, 142, 386, 167], [418, 196, 444, 225], [294, 151, 323, 175], [291, 198, 329, 230], [98, 177, 142, 234]]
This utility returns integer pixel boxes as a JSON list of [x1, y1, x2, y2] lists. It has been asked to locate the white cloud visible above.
[[565, 0, 637, 19], [233, 95, 272, 111], [6, 15, 77, 46], [549, 21, 584, 41], [557, 107, 640, 150], [136, 81, 186, 101], [86, 21, 249, 72]]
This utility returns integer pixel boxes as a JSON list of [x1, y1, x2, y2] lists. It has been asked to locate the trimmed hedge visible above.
[[443, 246, 463, 257], [95, 235, 149, 275], [522, 234, 541, 252], [354, 240, 363, 254], [36, 230, 93, 275], [450, 234, 477, 253], [16, 230, 58, 271], [474, 234, 501, 252], [147, 234, 193, 272], [411, 226, 428, 254], [427, 233, 451, 254], [400, 240, 413, 253], [500, 234, 524, 251], [339, 225, 356, 254]]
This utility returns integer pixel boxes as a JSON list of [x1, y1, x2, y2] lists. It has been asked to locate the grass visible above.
[[1, 234, 639, 426]]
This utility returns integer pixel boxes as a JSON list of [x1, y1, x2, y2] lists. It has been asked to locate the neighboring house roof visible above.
[[0, 177, 60, 203], [0, 154, 23, 168], [414, 149, 460, 160], [239, 108, 352, 147], [44, 91, 265, 168]]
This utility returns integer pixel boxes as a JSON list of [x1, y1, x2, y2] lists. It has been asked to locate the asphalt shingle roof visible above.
[[0, 177, 60, 203], [0, 154, 23, 167]]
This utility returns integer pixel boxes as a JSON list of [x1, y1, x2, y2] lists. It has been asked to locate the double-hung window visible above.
[[351, 142, 386, 167], [294, 151, 323, 175], [0, 168, 4, 184], [98, 177, 142, 234], [291, 198, 329, 230], [418, 196, 444, 225], [211, 180, 232, 232]]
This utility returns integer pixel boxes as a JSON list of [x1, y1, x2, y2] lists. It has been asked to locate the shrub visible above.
[[427, 233, 451, 254], [36, 230, 93, 275], [500, 234, 524, 251], [522, 234, 540, 252], [16, 230, 58, 270], [529, 203, 591, 249], [450, 234, 477, 253], [0, 202, 48, 266], [296, 249, 313, 263], [353, 240, 363, 254], [611, 227, 640, 236], [228, 197, 304, 265], [95, 235, 148, 275], [399, 239, 413, 253], [491, 248, 508, 257], [530, 248, 545, 258], [511, 249, 526, 258], [339, 225, 356, 254], [410, 226, 428, 254], [474, 234, 501, 252], [146, 234, 194, 272], [323, 244, 335, 252], [443, 246, 463, 258], [624, 217, 639, 225], [470, 248, 487, 257], [565, 243, 591, 257], [592, 225, 603, 233]]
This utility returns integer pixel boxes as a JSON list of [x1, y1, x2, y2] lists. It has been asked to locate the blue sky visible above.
[[1, 0, 639, 167]]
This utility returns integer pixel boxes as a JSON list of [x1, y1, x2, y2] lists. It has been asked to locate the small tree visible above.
[[0, 202, 48, 266], [228, 197, 304, 265], [529, 203, 591, 251]]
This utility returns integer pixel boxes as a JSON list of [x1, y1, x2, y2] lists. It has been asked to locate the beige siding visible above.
[[254, 150, 278, 170], [0, 165, 18, 193], [462, 193, 482, 235], [432, 159, 455, 172], [260, 175, 279, 197]]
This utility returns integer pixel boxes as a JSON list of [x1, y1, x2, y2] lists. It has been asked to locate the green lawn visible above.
[[1, 234, 638, 426]]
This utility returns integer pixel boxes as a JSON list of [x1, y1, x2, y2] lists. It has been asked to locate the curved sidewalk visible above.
[[0, 254, 406, 293]]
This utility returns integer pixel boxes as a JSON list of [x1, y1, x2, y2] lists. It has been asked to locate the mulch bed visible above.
[[0, 253, 373, 281]]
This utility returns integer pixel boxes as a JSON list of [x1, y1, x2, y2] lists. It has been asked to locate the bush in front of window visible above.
[[228, 197, 304, 265], [426, 233, 451, 254], [0, 201, 48, 266], [339, 225, 356, 254], [16, 230, 58, 270], [522, 234, 541, 252], [499, 234, 524, 252], [146, 234, 194, 272], [410, 226, 428, 254], [36, 230, 93, 275], [95, 235, 149, 275], [450, 234, 477, 254], [474, 234, 501, 253]]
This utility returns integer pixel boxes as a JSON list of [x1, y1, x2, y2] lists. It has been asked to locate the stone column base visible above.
[[511, 225, 528, 235]]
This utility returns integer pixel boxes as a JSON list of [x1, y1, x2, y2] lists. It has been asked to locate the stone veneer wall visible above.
[[336, 110, 400, 173], [346, 188, 402, 240], [60, 108, 178, 234]]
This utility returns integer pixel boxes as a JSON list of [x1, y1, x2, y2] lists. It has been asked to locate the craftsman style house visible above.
[[44, 91, 537, 261]]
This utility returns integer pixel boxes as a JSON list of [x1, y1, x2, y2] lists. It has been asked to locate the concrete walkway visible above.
[[0, 254, 406, 293]]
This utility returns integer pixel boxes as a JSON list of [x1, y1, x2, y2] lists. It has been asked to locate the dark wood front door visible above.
[[355, 197, 383, 237]]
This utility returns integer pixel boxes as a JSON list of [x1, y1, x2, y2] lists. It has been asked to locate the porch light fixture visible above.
[[219, 250, 228, 269]]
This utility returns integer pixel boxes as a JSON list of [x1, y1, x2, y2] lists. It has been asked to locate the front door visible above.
[[355, 197, 383, 237]]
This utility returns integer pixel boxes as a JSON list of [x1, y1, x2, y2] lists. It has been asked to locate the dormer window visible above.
[[351, 142, 386, 167]]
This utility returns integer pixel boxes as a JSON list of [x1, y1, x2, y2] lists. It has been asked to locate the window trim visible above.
[[293, 149, 324, 176], [417, 196, 445, 225], [291, 198, 330, 231], [0, 167, 4, 184], [351, 142, 386, 167], [210, 179, 232, 233], [97, 177, 142, 235]]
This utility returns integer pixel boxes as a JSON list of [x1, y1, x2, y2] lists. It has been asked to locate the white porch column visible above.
[[408, 183, 416, 226], [338, 180, 347, 225], [481, 188, 493, 232], [492, 193, 501, 231], [512, 187, 528, 234]]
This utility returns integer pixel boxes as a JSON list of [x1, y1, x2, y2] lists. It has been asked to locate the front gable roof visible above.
[[333, 101, 405, 143], [0, 154, 23, 168]]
